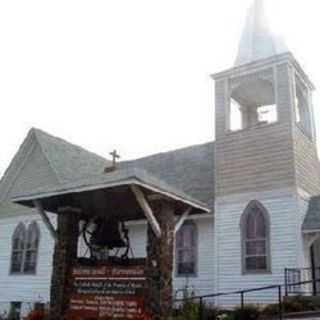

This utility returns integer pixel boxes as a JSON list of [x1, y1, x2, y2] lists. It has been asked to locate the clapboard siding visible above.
[[214, 189, 299, 306], [0, 211, 56, 316], [107, 217, 215, 297], [0, 212, 214, 314], [293, 126, 320, 196], [214, 63, 297, 197], [173, 217, 215, 297], [101, 217, 215, 297]]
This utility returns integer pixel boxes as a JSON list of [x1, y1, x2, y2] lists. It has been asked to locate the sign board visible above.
[[66, 263, 148, 320]]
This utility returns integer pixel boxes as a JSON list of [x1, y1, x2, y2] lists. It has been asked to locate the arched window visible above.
[[24, 222, 40, 273], [10, 223, 27, 274], [10, 222, 40, 274], [176, 220, 197, 277], [241, 201, 270, 273]]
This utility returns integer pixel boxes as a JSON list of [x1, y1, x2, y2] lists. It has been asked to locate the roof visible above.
[[0, 129, 211, 216], [33, 128, 110, 182], [10, 167, 209, 213], [303, 196, 320, 232], [0, 128, 111, 202], [235, 0, 289, 66], [122, 142, 215, 208]]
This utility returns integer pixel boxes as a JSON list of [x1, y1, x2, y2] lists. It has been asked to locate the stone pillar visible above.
[[50, 210, 79, 320], [145, 200, 175, 320]]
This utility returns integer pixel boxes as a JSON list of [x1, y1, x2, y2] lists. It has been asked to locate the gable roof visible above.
[[0, 129, 213, 216], [0, 128, 110, 202]]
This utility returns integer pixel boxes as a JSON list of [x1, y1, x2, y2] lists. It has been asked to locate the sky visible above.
[[0, 0, 320, 176]]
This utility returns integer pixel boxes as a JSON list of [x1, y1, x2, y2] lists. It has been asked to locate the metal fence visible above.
[[174, 278, 320, 320], [285, 267, 320, 296]]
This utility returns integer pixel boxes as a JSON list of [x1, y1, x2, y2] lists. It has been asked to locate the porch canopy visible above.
[[5, 166, 209, 226]]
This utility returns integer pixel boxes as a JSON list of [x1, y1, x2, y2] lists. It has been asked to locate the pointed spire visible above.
[[235, 0, 288, 66]]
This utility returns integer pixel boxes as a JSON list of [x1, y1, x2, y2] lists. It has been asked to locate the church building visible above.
[[0, 0, 320, 317]]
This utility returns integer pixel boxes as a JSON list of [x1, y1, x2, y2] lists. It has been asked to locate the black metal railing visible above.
[[284, 267, 320, 296], [174, 278, 320, 320]]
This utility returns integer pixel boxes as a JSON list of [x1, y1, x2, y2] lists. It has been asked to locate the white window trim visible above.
[[240, 201, 271, 275], [175, 220, 198, 278]]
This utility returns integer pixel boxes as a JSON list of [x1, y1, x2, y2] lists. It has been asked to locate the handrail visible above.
[[175, 278, 320, 302]]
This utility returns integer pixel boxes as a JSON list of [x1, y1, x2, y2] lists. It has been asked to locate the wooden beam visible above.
[[33, 200, 58, 242], [58, 206, 82, 214], [174, 208, 191, 233], [131, 185, 161, 238]]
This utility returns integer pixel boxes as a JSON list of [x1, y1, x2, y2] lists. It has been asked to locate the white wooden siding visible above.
[[0, 211, 56, 317], [214, 188, 300, 306], [0, 212, 214, 316]]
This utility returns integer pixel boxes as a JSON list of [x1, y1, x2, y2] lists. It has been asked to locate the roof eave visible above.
[[11, 179, 209, 214], [211, 53, 316, 90]]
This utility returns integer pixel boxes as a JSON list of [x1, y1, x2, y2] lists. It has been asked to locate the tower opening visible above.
[[295, 75, 313, 138], [228, 77, 277, 132]]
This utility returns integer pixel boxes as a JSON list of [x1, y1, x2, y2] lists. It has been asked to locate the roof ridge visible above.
[[32, 128, 109, 162], [122, 140, 215, 164]]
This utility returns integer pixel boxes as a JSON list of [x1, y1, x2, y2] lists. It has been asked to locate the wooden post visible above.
[[49, 210, 79, 320], [145, 200, 175, 320]]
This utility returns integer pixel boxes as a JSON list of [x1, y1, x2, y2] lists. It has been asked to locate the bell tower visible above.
[[211, 0, 320, 299], [212, 0, 319, 198]]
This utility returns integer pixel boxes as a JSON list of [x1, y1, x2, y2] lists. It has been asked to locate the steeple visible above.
[[235, 0, 288, 66]]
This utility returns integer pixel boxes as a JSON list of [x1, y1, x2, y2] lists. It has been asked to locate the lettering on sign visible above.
[[66, 264, 148, 320]]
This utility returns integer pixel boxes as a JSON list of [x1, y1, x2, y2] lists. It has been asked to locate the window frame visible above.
[[240, 201, 271, 275], [23, 222, 40, 275], [10, 222, 40, 276], [10, 223, 27, 275], [175, 220, 198, 278]]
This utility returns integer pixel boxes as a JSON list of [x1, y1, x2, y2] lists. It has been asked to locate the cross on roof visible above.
[[109, 149, 120, 167]]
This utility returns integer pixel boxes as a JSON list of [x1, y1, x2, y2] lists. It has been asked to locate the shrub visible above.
[[233, 304, 260, 320], [262, 303, 280, 317], [203, 304, 221, 320], [173, 301, 199, 320], [282, 296, 316, 313], [216, 313, 234, 320]]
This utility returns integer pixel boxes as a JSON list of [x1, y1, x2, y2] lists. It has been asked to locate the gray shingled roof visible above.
[[33, 128, 111, 182], [0, 128, 111, 202], [122, 142, 215, 209], [303, 196, 320, 232], [10, 167, 209, 212], [0, 129, 214, 216]]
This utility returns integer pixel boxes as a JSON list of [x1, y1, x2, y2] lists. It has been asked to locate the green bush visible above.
[[216, 313, 234, 320], [262, 303, 280, 317], [282, 296, 316, 313], [203, 304, 221, 320], [233, 305, 260, 320], [173, 301, 199, 320]]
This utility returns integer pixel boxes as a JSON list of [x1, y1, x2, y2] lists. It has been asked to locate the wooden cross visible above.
[[109, 149, 120, 167]]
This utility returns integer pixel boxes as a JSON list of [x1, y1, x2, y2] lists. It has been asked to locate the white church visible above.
[[0, 0, 320, 317]]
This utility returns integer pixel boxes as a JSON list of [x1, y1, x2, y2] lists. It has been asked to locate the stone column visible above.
[[50, 210, 79, 320], [145, 200, 175, 320]]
